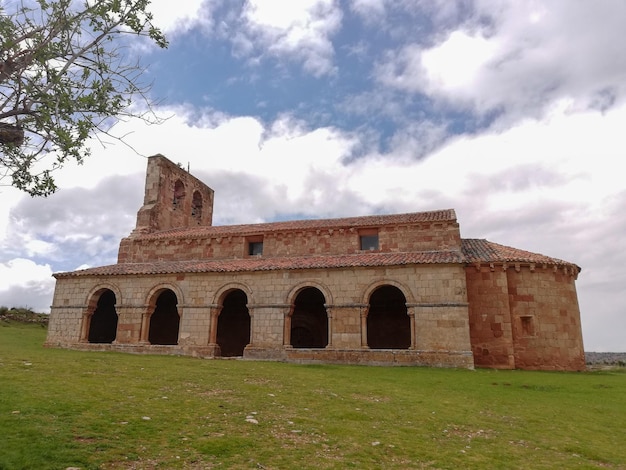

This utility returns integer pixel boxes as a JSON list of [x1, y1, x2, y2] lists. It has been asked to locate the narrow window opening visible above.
[[173, 179, 185, 209], [521, 316, 535, 336], [191, 190, 203, 220]]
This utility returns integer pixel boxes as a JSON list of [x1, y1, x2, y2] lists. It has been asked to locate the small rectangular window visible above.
[[248, 241, 263, 256], [521, 316, 535, 336], [360, 234, 379, 250]]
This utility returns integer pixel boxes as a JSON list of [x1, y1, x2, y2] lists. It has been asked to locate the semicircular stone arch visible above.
[[215, 288, 251, 357], [145, 283, 184, 309], [289, 286, 329, 348], [84, 285, 120, 344], [285, 281, 333, 307], [212, 282, 254, 306], [361, 278, 415, 306], [365, 283, 411, 349], [85, 283, 123, 309], [146, 284, 182, 345]]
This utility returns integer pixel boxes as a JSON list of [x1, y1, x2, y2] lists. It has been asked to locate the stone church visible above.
[[46, 155, 586, 370]]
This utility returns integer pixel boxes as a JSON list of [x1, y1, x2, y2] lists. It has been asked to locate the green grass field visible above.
[[1, 321, 624, 469]]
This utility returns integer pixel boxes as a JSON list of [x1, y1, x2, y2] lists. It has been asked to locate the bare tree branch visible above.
[[0, 0, 168, 196]]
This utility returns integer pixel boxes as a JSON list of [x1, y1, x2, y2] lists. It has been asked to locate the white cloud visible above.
[[234, 0, 343, 76], [148, 0, 211, 35], [0, 258, 55, 312], [376, 2, 626, 117]]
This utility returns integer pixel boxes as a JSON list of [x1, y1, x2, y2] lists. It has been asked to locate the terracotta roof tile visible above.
[[462, 239, 580, 271], [54, 250, 465, 278], [133, 209, 458, 240], [54, 235, 580, 278]]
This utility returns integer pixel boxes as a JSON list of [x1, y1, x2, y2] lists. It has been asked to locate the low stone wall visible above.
[[44, 341, 474, 369], [280, 348, 474, 368]]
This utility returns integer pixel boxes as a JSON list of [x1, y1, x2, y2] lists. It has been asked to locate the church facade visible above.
[[46, 155, 585, 370]]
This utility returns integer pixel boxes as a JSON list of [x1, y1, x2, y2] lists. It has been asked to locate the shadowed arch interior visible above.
[[191, 190, 203, 219], [217, 290, 250, 357], [367, 285, 410, 349], [148, 289, 180, 345], [291, 287, 328, 348], [88, 289, 118, 343], [173, 179, 185, 208]]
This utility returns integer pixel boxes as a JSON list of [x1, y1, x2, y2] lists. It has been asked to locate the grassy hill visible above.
[[0, 306, 49, 325], [1, 321, 625, 469]]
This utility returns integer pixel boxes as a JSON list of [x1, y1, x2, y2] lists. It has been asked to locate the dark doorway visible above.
[[88, 289, 118, 343], [367, 285, 410, 349], [291, 287, 328, 348], [148, 290, 180, 345], [217, 290, 250, 357]]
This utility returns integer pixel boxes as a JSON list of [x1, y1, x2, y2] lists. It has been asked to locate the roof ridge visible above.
[[133, 209, 458, 239]]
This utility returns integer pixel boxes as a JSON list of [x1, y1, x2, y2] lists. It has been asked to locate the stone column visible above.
[[208, 306, 221, 345], [325, 306, 333, 348], [360, 306, 369, 348], [205, 305, 222, 356], [283, 306, 293, 347], [114, 306, 144, 344], [139, 308, 151, 344], [247, 307, 255, 347], [79, 310, 90, 343], [407, 306, 416, 349]]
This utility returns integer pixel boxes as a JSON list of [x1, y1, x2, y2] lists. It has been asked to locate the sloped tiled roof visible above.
[[132, 209, 458, 240], [54, 250, 465, 278], [462, 239, 580, 272], [55, 239, 579, 278]]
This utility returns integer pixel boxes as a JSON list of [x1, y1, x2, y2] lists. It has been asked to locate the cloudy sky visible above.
[[1, 0, 625, 352]]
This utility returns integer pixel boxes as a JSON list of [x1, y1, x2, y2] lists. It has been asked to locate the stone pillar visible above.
[[247, 307, 256, 347], [79, 310, 90, 343], [207, 305, 221, 349], [245, 304, 289, 348], [326, 304, 364, 349], [244, 304, 289, 360], [283, 306, 293, 347], [407, 306, 416, 349], [114, 306, 144, 344], [139, 308, 151, 344], [208, 305, 221, 345], [360, 306, 369, 348], [325, 306, 333, 348], [204, 305, 221, 356]]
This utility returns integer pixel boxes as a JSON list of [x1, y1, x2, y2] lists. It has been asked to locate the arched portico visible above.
[[366, 284, 411, 349], [216, 289, 251, 357], [83, 288, 118, 344], [147, 289, 180, 345], [288, 287, 328, 348]]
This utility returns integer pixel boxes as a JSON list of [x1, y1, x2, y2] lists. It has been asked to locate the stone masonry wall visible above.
[[507, 266, 585, 371], [47, 263, 473, 368], [117, 221, 462, 264], [125, 155, 214, 236], [464, 264, 585, 371], [466, 266, 515, 368]]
